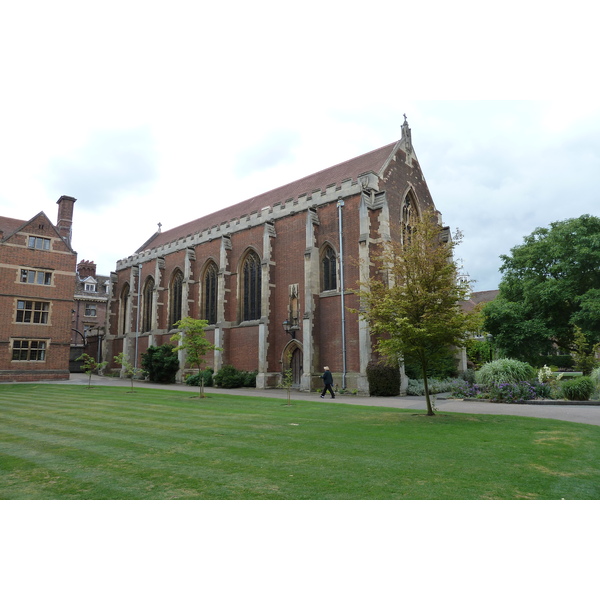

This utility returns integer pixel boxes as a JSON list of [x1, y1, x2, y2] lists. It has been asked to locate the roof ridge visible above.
[[136, 139, 398, 253]]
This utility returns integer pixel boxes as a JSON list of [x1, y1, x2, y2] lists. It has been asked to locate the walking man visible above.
[[320, 366, 335, 399]]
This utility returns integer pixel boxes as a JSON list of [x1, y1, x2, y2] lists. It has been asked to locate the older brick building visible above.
[[105, 119, 441, 392], [0, 196, 77, 381], [70, 260, 110, 371]]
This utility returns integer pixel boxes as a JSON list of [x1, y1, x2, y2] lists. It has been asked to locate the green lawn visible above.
[[1, 384, 599, 500]]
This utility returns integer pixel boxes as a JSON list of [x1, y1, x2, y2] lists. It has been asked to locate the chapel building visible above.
[[105, 119, 441, 392]]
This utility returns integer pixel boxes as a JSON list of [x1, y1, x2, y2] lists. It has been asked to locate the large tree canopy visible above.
[[483, 214, 600, 361], [359, 209, 475, 416]]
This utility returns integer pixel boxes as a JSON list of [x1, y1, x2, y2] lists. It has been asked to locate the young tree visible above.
[[114, 352, 142, 392], [358, 209, 475, 416], [76, 353, 108, 389], [171, 317, 221, 398], [277, 350, 294, 406], [483, 214, 600, 362], [572, 325, 600, 376]]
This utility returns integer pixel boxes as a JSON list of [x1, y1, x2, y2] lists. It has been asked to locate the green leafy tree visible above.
[[76, 353, 108, 389], [114, 352, 142, 392], [483, 215, 600, 362], [572, 325, 599, 376], [358, 209, 476, 416], [171, 317, 221, 397]]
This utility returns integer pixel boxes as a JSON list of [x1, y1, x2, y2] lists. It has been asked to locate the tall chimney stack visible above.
[[77, 260, 97, 278], [56, 195, 77, 245]]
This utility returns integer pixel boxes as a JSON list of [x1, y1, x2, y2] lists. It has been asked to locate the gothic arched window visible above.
[[402, 191, 418, 245], [169, 270, 183, 329], [202, 261, 218, 325], [120, 283, 130, 335], [321, 245, 337, 292], [142, 276, 155, 333], [241, 250, 261, 321]]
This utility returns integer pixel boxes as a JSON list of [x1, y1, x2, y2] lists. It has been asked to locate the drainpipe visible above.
[[337, 198, 347, 389], [134, 262, 142, 375]]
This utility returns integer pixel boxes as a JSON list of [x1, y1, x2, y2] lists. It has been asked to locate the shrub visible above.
[[591, 368, 600, 400], [489, 381, 539, 403], [457, 369, 476, 385], [213, 365, 256, 388], [366, 360, 400, 396], [475, 359, 535, 386], [447, 379, 485, 399], [186, 368, 214, 387], [243, 370, 257, 387], [406, 378, 455, 396], [141, 344, 179, 383], [561, 376, 595, 401]]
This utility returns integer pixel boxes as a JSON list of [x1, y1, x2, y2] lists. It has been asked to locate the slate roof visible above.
[[138, 140, 398, 253], [460, 290, 499, 312], [0, 216, 27, 240]]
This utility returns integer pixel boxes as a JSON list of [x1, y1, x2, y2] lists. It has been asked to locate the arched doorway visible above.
[[283, 342, 303, 388], [290, 347, 302, 387]]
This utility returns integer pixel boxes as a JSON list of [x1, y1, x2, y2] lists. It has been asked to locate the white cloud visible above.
[[0, 2, 598, 289]]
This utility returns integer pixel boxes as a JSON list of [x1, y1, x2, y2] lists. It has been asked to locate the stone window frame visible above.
[[11, 339, 48, 361], [141, 276, 155, 333], [28, 236, 51, 250], [119, 283, 130, 335], [401, 190, 420, 246], [239, 249, 262, 323], [15, 299, 50, 324], [200, 260, 218, 325], [169, 269, 184, 330], [20, 268, 53, 286], [320, 243, 338, 293]]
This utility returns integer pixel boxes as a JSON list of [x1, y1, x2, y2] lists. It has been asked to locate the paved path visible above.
[[27, 373, 600, 427]]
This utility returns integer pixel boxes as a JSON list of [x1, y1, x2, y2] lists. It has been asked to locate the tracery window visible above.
[[321, 244, 337, 292], [241, 250, 261, 321], [169, 270, 184, 329], [402, 191, 418, 245], [142, 276, 155, 333], [120, 283, 130, 335], [202, 261, 218, 325]]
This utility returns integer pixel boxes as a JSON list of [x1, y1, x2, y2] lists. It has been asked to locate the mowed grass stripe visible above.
[[1, 384, 599, 499]]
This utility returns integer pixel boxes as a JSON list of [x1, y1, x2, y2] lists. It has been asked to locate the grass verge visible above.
[[1, 384, 599, 499]]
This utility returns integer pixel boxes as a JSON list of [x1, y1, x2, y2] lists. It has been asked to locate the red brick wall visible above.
[[0, 214, 76, 381]]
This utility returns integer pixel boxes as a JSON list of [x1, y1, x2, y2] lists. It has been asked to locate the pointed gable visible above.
[[0, 211, 75, 253]]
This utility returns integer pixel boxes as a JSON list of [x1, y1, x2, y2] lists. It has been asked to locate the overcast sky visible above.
[[1, 1, 598, 293]]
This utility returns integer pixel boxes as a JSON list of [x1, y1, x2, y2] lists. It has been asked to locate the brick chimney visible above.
[[56, 195, 77, 245], [77, 260, 97, 278]]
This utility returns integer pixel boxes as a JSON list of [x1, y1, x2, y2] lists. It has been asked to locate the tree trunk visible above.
[[421, 362, 435, 416]]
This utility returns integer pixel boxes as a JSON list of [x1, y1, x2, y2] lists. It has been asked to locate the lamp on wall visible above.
[[282, 319, 298, 339]]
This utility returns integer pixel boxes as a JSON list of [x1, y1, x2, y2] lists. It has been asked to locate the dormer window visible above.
[[82, 276, 98, 292]]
